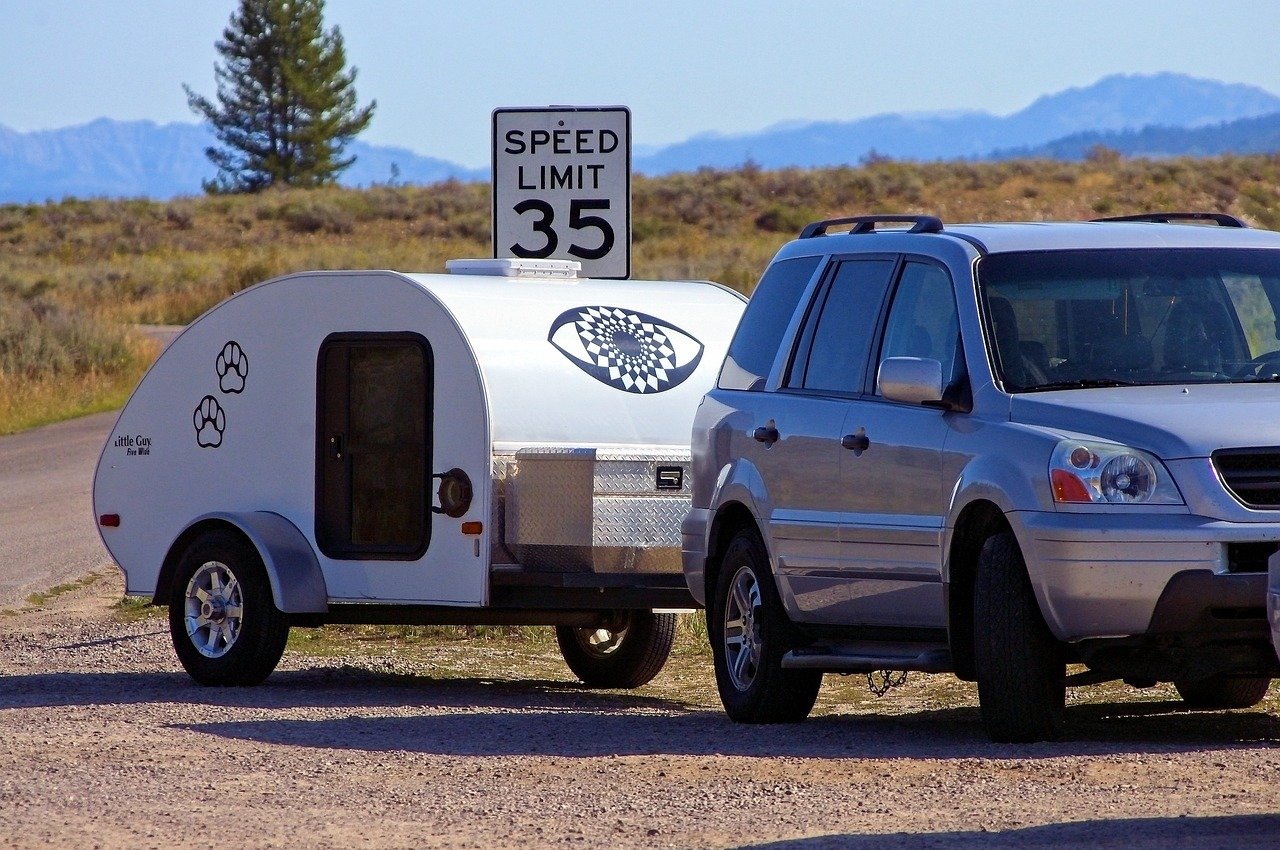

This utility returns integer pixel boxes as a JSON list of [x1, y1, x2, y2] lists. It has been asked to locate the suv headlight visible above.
[[1049, 440, 1184, 505]]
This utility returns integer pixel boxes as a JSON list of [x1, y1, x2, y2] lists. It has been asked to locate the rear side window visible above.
[[718, 256, 821, 390], [797, 259, 896, 393]]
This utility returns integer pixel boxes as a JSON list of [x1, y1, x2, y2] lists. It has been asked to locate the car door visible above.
[[765, 255, 898, 623], [838, 259, 961, 628]]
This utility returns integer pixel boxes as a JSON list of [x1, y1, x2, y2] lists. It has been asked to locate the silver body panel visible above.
[[505, 447, 691, 573], [684, 220, 1280, 661]]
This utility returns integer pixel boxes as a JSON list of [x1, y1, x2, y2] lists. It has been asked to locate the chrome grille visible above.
[[1213, 448, 1280, 508]]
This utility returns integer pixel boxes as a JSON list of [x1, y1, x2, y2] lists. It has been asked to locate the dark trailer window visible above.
[[316, 333, 434, 559]]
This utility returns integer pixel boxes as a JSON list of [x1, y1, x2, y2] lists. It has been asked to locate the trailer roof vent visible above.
[[446, 258, 581, 279]]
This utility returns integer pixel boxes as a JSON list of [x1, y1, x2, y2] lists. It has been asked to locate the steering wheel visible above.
[[1236, 349, 1280, 378]]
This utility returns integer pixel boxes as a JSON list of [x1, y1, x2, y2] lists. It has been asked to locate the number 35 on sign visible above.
[[492, 107, 631, 279]]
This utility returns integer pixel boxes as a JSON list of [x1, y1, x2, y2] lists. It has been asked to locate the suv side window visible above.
[[876, 261, 961, 393], [718, 255, 821, 391], [796, 258, 896, 393]]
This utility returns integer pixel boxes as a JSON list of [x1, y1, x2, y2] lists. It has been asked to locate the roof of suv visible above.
[[787, 214, 1280, 256], [944, 220, 1280, 253]]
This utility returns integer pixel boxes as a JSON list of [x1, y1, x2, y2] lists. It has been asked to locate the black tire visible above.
[[556, 610, 676, 689], [973, 532, 1066, 743], [1174, 676, 1271, 709], [710, 527, 821, 723], [168, 530, 289, 686]]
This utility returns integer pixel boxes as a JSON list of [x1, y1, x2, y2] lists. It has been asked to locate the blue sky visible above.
[[3, 1, 1279, 168]]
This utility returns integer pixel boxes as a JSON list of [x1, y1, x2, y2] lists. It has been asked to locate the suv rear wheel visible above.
[[710, 528, 821, 723], [973, 532, 1066, 742]]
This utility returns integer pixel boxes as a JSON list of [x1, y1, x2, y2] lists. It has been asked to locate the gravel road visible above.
[[3, 574, 1280, 849], [3, 359, 1278, 848]]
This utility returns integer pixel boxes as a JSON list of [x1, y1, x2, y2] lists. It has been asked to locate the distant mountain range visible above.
[[0, 120, 486, 203], [630, 73, 1280, 172], [2, 72, 1280, 204]]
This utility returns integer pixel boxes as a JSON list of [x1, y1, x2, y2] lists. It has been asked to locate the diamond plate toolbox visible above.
[[505, 446, 691, 572]]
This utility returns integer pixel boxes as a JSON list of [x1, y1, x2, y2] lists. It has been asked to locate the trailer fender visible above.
[[161, 512, 328, 614]]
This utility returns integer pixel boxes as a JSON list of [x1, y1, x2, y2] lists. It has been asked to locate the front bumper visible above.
[[1012, 510, 1280, 642]]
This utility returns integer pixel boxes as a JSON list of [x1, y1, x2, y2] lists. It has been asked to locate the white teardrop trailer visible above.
[[94, 258, 744, 688]]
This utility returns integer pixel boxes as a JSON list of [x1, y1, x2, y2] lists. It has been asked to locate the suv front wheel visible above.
[[973, 531, 1066, 742], [710, 527, 822, 723]]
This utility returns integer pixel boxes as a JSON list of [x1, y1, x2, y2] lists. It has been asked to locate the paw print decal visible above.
[[216, 341, 248, 394], [548, 306, 705, 394], [194, 395, 226, 448]]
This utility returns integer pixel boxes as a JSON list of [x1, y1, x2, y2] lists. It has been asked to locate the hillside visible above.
[[992, 111, 1280, 160], [4, 152, 1280, 432]]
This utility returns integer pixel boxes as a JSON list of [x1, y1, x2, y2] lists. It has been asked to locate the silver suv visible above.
[[682, 212, 1280, 742]]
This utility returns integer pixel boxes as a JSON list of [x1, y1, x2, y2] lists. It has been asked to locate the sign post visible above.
[[492, 106, 631, 279]]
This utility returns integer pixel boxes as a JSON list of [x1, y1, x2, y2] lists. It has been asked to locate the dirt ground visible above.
[[3, 572, 1280, 850]]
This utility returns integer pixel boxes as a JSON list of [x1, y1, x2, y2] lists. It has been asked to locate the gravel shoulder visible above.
[[3, 573, 1280, 849]]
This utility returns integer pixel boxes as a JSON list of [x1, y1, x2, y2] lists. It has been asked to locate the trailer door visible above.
[[316, 333, 433, 560]]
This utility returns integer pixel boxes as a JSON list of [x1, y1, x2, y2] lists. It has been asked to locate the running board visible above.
[[781, 642, 953, 673]]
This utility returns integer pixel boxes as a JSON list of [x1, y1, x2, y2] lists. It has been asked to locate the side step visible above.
[[781, 641, 953, 673]]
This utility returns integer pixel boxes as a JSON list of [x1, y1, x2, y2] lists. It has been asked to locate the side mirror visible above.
[[878, 357, 945, 406]]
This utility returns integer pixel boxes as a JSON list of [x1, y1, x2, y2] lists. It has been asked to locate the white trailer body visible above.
[[93, 261, 744, 687]]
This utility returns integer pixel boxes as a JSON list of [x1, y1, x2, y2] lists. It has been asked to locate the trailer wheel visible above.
[[1174, 675, 1271, 709], [556, 610, 676, 688], [710, 527, 821, 723], [168, 530, 289, 686], [973, 532, 1066, 742]]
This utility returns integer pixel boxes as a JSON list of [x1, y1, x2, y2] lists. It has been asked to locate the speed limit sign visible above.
[[492, 106, 631, 279]]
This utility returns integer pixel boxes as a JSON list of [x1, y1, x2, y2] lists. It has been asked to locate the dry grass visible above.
[[4, 154, 1280, 432], [0, 308, 156, 434]]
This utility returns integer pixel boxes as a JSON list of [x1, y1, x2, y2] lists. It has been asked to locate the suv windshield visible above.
[[978, 248, 1280, 391]]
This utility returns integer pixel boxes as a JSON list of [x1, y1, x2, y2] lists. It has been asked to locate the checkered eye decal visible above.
[[548, 305, 705, 394]]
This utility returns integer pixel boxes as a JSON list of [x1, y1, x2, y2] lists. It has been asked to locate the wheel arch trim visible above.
[[157, 511, 328, 613]]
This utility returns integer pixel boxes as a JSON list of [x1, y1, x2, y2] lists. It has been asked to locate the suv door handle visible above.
[[841, 433, 870, 452], [753, 424, 779, 445]]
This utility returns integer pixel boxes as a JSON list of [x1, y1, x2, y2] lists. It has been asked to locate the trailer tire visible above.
[[1174, 675, 1271, 709], [556, 610, 676, 689], [710, 527, 821, 724], [168, 530, 290, 686], [973, 532, 1066, 742]]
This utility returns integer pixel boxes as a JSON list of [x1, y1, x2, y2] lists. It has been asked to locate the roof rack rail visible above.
[[799, 215, 944, 239], [1091, 212, 1247, 228]]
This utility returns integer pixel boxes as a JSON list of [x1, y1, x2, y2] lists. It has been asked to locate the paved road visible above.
[[0, 411, 119, 606], [0, 326, 182, 607]]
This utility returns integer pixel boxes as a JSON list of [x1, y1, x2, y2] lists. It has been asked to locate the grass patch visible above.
[[0, 359, 151, 435], [282, 612, 1280, 719], [0, 302, 158, 435], [287, 622, 558, 657], [24, 572, 102, 607], [112, 594, 165, 624]]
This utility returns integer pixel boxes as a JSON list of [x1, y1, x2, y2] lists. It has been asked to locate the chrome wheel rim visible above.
[[183, 561, 244, 658], [723, 566, 762, 691], [574, 622, 628, 658]]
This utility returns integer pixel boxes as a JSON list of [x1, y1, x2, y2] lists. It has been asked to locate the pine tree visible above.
[[185, 0, 375, 192]]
